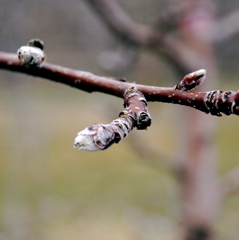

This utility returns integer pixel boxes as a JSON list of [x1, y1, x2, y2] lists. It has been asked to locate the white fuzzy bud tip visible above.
[[175, 69, 206, 91], [17, 46, 45, 67], [187, 69, 206, 83], [73, 125, 115, 151]]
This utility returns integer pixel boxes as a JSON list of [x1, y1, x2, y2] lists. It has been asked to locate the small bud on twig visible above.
[[174, 69, 206, 91], [74, 116, 134, 151], [74, 124, 115, 151], [17, 39, 45, 68]]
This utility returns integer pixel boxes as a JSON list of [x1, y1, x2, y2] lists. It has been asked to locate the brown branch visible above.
[[1, 51, 239, 116]]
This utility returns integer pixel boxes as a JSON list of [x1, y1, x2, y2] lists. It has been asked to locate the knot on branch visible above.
[[74, 87, 151, 151], [204, 90, 239, 116], [17, 38, 45, 68]]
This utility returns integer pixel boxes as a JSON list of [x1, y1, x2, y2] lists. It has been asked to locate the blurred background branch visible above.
[[213, 9, 239, 42]]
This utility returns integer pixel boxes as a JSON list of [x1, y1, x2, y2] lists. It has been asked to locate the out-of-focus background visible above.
[[1, 0, 239, 239]]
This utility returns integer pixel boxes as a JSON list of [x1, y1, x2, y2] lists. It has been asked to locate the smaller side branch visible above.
[[74, 87, 151, 151], [123, 87, 151, 130]]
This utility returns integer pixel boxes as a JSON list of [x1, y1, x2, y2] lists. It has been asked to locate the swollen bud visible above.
[[74, 124, 115, 151], [17, 39, 45, 68], [174, 69, 206, 91]]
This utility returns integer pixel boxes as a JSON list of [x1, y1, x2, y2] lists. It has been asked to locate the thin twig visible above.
[[1, 52, 239, 116], [74, 87, 151, 151]]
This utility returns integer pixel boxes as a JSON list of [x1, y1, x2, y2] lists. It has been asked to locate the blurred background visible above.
[[1, 0, 239, 239]]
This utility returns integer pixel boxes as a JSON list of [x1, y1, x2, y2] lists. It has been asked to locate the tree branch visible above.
[[1, 51, 239, 117]]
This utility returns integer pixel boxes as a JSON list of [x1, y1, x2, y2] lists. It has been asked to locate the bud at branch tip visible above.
[[17, 38, 45, 68], [174, 69, 206, 91]]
